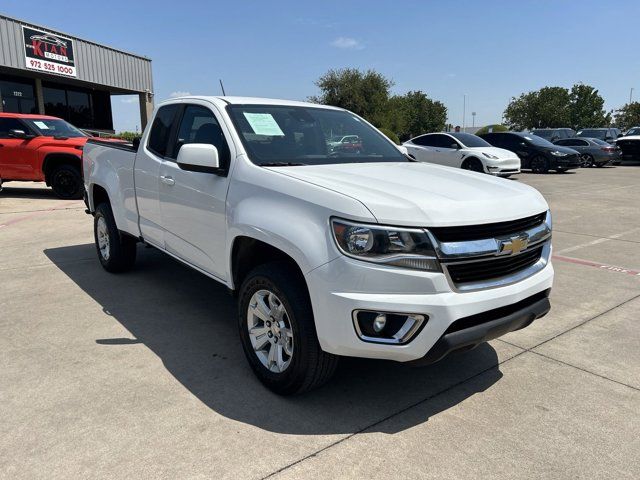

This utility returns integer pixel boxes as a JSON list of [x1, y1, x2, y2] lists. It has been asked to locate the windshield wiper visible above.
[[260, 162, 307, 167]]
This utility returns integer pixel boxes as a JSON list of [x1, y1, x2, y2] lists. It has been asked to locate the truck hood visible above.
[[270, 162, 548, 227]]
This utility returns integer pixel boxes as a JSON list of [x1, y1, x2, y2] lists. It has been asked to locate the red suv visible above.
[[0, 113, 92, 198]]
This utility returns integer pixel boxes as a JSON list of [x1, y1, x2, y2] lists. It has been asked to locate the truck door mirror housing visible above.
[[8, 129, 29, 139], [176, 143, 221, 173]]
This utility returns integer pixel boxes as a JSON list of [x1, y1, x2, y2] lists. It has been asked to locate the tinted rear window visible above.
[[148, 105, 179, 157]]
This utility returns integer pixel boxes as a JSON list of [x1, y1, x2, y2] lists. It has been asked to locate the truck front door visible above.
[[0, 118, 38, 180], [158, 102, 232, 281]]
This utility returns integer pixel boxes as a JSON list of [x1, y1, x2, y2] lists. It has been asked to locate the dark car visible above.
[[576, 128, 621, 144], [478, 131, 581, 173], [531, 128, 576, 142], [553, 137, 621, 167], [623, 126, 640, 137]]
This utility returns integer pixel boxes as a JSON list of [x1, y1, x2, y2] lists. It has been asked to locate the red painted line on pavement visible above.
[[553, 255, 640, 277], [0, 202, 81, 229]]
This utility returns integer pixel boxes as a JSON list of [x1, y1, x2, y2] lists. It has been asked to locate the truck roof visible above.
[[158, 96, 344, 110], [0, 112, 60, 120]]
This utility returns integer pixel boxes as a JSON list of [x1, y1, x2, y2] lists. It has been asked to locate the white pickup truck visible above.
[[83, 96, 554, 395]]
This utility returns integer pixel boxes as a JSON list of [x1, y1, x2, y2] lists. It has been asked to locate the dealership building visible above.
[[0, 14, 153, 133]]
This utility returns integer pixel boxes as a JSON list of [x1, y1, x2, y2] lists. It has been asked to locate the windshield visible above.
[[531, 130, 554, 139], [626, 128, 640, 136], [448, 132, 491, 148], [227, 105, 406, 166], [24, 118, 87, 138], [577, 129, 606, 139], [522, 133, 555, 147]]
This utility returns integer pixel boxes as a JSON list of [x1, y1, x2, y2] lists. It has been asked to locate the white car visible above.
[[404, 132, 521, 176], [83, 96, 552, 395]]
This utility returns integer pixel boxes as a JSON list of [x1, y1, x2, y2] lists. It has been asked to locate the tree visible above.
[[475, 124, 509, 136], [383, 91, 447, 140], [614, 102, 640, 130], [504, 87, 571, 130], [309, 68, 393, 127], [569, 84, 610, 129]]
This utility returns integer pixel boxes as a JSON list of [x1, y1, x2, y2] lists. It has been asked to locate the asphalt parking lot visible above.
[[1, 167, 639, 479]]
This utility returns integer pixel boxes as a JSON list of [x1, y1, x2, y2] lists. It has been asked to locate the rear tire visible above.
[[238, 261, 338, 395], [580, 153, 594, 168], [530, 155, 550, 174], [50, 164, 83, 199], [94, 202, 137, 273]]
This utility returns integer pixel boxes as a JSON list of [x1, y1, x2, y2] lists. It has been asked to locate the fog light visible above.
[[373, 314, 387, 333], [353, 310, 427, 344]]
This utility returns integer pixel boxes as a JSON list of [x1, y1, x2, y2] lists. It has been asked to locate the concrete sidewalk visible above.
[[0, 168, 638, 479]]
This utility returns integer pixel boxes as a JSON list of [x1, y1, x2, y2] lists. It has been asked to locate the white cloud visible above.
[[169, 90, 192, 98], [330, 37, 364, 50]]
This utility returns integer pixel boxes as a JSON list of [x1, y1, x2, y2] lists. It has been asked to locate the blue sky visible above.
[[4, 0, 640, 132]]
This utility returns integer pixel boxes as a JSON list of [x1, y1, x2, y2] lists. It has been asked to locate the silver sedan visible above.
[[553, 137, 621, 167]]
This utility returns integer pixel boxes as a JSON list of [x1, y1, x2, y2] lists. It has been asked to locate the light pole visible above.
[[462, 94, 466, 131], [630, 87, 634, 104], [472, 112, 476, 128]]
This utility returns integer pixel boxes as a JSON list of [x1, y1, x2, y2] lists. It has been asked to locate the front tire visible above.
[[461, 158, 484, 173], [530, 155, 550, 174], [238, 262, 338, 395], [51, 164, 83, 199], [94, 203, 137, 272], [580, 153, 594, 168]]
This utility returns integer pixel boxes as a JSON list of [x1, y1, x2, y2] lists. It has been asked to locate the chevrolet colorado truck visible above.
[[0, 112, 92, 198], [83, 96, 554, 395]]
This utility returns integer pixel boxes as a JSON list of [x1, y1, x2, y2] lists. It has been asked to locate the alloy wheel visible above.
[[246, 289, 294, 373], [96, 216, 111, 261]]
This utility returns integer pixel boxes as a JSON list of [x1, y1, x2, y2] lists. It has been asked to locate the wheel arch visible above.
[[230, 236, 308, 294], [42, 153, 81, 186], [461, 156, 485, 172]]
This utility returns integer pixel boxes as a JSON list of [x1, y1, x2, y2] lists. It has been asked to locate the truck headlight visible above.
[[550, 150, 568, 157], [331, 219, 440, 271], [482, 152, 499, 159]]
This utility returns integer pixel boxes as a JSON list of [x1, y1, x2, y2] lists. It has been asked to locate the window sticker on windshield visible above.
[[33, 121, 50, 129], [242, 113, 285, 136]]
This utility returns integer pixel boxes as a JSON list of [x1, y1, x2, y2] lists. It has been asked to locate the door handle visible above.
[[160, 175, 175, 186]]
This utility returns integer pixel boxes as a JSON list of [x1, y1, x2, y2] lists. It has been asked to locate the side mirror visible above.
[[8, 129, 28, 139], [177, 143, 221, 173], [397, 145, 409, 155], [450, 143, 460, 150]]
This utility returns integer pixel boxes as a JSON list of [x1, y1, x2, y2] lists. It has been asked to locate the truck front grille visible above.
[[429, 212, 546, 242], [446, 245, 544, 285]]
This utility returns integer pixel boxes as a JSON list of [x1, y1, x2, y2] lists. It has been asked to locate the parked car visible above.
[[553, 137, 621, 167], [83, 96, 553, 394], [531, 128, 575, 142], [403, 132, 520, 176], [615, 135, 640, 160], [478, 131, 581, 173], [327, 135, 362, 153], [576, 128, 621, 144], [0, 112, 90, 198]]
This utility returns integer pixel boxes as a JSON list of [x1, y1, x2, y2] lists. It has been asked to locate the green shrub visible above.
[[378, 127, 400, 144], [475, 124, 509, 136], [111, 131, 142, 142]]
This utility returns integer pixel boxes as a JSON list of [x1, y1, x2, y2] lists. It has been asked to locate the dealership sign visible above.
[[22, 26, 77, 78]]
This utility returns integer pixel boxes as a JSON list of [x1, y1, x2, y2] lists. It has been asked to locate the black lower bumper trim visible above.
[[409, 290, 551, 367]]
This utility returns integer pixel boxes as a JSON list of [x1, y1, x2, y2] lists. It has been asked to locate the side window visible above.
[[173, 105, 231, 167], [554, 139, 570, 146], [430, 134, 456, 148], [502, 135, 522, 150], [575, 140, 589, 146], [0, 118, 26, 138], [147, 104, 179, 157], [412, 135, 433, 146]]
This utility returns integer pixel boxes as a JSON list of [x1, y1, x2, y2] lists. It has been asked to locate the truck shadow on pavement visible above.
[[45, 243, 504, 435], [0, 185, 57, 199]]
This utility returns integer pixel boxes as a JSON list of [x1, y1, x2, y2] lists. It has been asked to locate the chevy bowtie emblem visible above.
[[499, 235, 529, 255]]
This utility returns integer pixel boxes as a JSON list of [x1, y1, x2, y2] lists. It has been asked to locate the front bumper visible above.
[[306, 255, 554, 363]]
